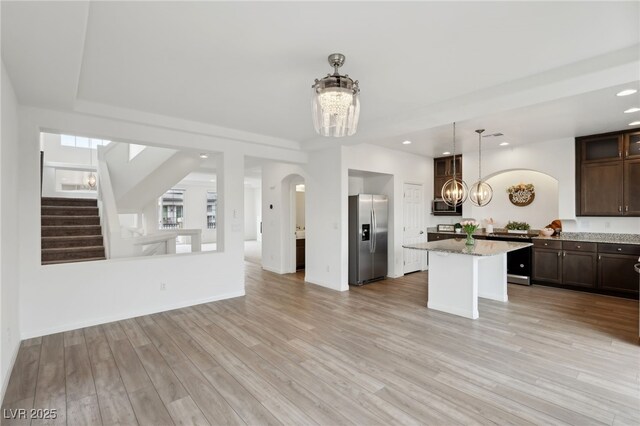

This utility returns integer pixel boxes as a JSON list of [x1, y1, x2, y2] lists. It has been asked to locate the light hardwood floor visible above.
[[2, 263, 639, 425]]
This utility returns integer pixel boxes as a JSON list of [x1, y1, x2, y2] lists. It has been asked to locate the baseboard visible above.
[[1, 339, 21, 404], [261, 265, 285, 274], [304, 275, 347, 292], [427, 301, 478, 320], [20, 290, 246, 340]]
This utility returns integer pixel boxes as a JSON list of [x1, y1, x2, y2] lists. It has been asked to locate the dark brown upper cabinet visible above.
[[576, 129, 640, 216], [433, 155, 462, 196]]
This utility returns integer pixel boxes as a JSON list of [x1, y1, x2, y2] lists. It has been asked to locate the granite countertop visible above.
[[427, 227, 640, 246], [403, 239, 532, 257], [532, 233, 640, 245]]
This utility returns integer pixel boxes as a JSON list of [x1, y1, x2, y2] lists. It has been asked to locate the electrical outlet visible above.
[[160, 282, 167, 291]]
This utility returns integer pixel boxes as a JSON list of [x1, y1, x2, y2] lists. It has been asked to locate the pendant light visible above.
[[312, 53, 360, 137], [441, 122, 468, 206], [469, 129, 493, 206]]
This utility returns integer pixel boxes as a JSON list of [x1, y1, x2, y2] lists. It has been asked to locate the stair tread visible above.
[[42, 215, 99, 218], [42, 235, 102, 240], [42, 225, 100, 228], [42, 246, 105, 253], [42, 257, 106, 265]]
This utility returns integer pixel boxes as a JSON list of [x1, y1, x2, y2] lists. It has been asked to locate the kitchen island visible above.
[[404, 239, 532, 319]]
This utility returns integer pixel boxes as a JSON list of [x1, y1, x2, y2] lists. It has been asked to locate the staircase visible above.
[[41, 197, 106, 265]]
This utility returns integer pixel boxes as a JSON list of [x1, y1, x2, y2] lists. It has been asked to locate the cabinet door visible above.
[[598, 253, 639, 295], [451, 155, 462, 177], [581, 135, 622, 163], [434, 177, 448, 197], [532, 248, 562, 284], [624, 131, 640, 159], [434, 158, 449, 177], [562, 251, 597, 288], [580, 161, 623, 215], [623, 158, 640, 215]]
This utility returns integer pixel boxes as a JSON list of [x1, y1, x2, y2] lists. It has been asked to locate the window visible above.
[[207, 191, 217, 229], [60, 134, 111, 149], [160, 189, 185, 229]]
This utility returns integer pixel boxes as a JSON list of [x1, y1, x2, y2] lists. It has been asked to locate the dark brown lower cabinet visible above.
[[598, 254, 639, 294], [532, 248, 562, 284], [533, 240, 639, 298], [562, 251, 597, 288]]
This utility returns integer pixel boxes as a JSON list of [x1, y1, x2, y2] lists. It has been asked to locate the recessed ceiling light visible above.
[[617, 89, 637, 97], [402, 140, 412, 145], [629, 121, 640, 126], [499, 142, 509, 146], [199, 153, 209, 159], [624, 107, 640, 113], [442, 151, 451, 155]]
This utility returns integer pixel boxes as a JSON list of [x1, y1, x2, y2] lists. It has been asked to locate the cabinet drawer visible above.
[[533, 239, 562, 249], [598, 243, 640, 255], [562, 241, 597, 252]]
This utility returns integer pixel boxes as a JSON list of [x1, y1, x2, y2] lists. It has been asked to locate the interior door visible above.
[[403, 183, 425, 274]]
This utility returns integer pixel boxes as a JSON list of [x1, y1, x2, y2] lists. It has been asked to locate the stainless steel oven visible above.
[[431, 198, 462, 216]]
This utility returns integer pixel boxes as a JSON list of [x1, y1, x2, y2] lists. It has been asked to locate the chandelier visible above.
[[312, 53, 360, 137], [441, 122, 468, 206], [469, 129, 493, 206]]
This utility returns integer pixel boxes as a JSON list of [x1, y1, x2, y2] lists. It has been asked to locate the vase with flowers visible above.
[[460, 220, 479, 245]]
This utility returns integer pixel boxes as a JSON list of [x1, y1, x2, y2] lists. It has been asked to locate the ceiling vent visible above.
[[482, 132, 504, 138]]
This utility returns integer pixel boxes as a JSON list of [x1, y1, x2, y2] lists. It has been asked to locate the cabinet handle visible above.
[[598, 255, 601, 261], [576, 245, 581, 248], [617, 247, 622, 251], [563, 251, 566, 257], [618, 206, 622, 212], [625, 206, 629, 212], [544, 243, 548, 246], [625, 150, 629, 158], [619, 150, 622, 158], [557, 251, 561, 257]]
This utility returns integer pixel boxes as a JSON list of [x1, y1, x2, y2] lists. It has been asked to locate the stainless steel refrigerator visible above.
[[349, 194, 388, 285]]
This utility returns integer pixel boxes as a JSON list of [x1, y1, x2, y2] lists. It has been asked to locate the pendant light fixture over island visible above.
[[441, 122, 468, 207], [469, 128, 493, 207]]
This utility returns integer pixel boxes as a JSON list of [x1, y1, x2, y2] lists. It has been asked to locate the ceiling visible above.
[[2, 1, 639, 156]]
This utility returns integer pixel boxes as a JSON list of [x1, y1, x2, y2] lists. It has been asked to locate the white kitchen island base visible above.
[[427, 251, 507, 319], [403, 239, 532, 320]]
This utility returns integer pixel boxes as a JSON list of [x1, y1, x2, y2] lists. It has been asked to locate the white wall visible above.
[[244, 187, 258, 240], [16, 107, 288, 338], [466, 170, 559, 229], [463, 138, 640, 233], [296, 191, 305, 229], [261, 162, 307, 274], [1, 61, 21, 400]]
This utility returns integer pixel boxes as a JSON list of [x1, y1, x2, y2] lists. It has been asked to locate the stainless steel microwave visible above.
[[432, 198, 462, 216]]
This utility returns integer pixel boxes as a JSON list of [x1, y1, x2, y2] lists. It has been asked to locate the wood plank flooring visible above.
[[2, 263, 639, 425]]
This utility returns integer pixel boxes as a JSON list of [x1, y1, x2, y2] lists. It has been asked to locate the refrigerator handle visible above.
[[372, 208, 377, 253], [370, 210, 375, 253]]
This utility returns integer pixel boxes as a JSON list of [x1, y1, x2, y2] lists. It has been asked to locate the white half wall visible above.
[[17, 107, 252, 338], [1, 61, 21, 400]]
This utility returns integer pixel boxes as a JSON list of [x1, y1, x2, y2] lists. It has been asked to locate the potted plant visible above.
[[454, 222, 462, 234], [460, 220, 479, 245], [505, 221, 530, 234]]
